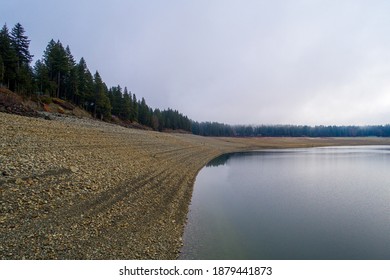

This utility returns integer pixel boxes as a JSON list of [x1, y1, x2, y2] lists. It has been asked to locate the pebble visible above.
[[69, 166, 79, 173], [15, 178, 24, 185]]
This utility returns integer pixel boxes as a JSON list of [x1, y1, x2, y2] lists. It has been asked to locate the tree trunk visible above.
[[57, 72, 60, 98]]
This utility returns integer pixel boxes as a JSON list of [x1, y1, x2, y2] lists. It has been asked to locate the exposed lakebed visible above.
[[180, 146, 390, 259]]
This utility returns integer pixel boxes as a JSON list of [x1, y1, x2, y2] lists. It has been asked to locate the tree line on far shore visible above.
[[1, 22, 389, 137], [191, 122, 390, 137]]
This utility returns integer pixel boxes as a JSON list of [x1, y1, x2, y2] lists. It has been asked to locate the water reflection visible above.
[[207, 150, 299, 167], [180, 146, 390, 260], [206, 153, 232, 167]]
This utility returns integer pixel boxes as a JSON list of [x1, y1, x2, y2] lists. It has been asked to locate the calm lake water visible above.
[[179, 146, 390, 260]]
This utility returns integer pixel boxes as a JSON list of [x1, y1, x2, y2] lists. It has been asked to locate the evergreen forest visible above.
[[0, 22, 191, 132]]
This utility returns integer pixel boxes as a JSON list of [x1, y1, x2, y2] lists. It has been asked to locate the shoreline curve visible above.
[[1, 112, 390, 259]]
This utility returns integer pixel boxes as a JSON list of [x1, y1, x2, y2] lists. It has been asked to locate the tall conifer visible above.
[[0, 24, 17, 89], [10, 23, 33, 66], [93, 71, 111, 120], [43, 40, 68, 97]]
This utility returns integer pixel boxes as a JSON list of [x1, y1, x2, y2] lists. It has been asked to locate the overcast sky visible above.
[[3, 0, 390, 125]]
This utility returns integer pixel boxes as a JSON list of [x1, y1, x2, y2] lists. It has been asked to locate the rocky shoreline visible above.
[[0, 112, 239, 259], [1, 112, 390, 259]]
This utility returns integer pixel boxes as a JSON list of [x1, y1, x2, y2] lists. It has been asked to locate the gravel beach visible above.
[[1, 112, 389, 259]]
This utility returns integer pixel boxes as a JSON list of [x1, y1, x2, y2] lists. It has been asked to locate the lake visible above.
[[179, 146, 390, 260]]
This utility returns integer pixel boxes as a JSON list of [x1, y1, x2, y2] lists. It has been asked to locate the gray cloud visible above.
[[4, 0, 390, 125]]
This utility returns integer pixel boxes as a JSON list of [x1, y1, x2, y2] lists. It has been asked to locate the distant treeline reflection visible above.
[[206, 154, 232, 167], [207, 151, 272, 167]]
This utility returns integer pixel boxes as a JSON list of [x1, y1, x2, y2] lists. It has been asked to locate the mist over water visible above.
[[180, 146, 390, 260]]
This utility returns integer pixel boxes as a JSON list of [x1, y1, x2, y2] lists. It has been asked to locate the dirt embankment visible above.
[[1, 112, 390, 259]]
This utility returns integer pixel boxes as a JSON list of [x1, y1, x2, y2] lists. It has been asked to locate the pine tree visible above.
[[132, 93, 138, 122], [109, 85, 123, 116], [33, 59, 50, 95], [122, 87, 132, 120], [93, 71, 111, 120], [138, 97, 151, 126], [10, 23, 33, 66], [10, 23, 33, 94], [16, 62, 33, 94], [76, 57, 93, 107], [0, 24, 18, 89], [43, 39, 68, 97], [84, 69, 94, 110], [153, 108, 163, 131], [64, 45, 78, 101]]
